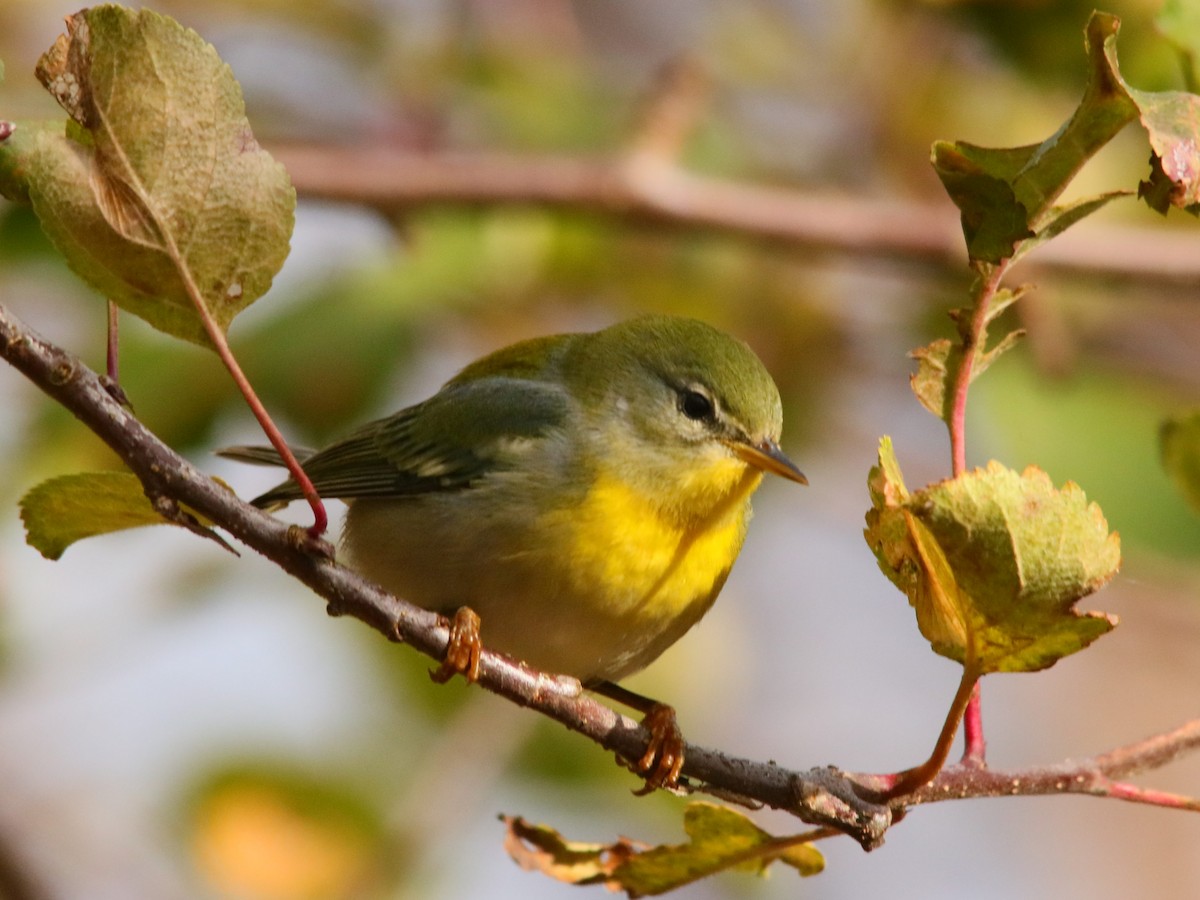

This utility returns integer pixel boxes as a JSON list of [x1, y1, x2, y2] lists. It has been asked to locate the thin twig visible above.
[[105, 299, 119, 385], [942, 261, 1014, 765], [960, 682, 986, 766], [947, 262, 1006, 478], [158, 220, 329, 537], [100, 299, 131, 409], [1093, 718, 1200, 780], [878, 660, 982, 800], [86, 106, 329, 537], [858, 718, 1200, 811]]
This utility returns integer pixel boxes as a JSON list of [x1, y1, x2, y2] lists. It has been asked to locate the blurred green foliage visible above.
[[2, 2, 1200, 896], [898, 0, 1178, 87], [975, 353, 1200, 560]]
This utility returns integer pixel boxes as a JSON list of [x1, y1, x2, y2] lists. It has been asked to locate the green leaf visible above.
[[864, 438, 1121, 673], [615, 804, 823, 895], [929, 142, 1037, 263], [20, 471, 195, 559], [932, 13, 1143, 263], [1012, 190, 1131, 264], [0, 6, 294, 346], [908, 289, 1024, 425], [975, 327, 1024, 378], [980, 284, 1026, 324], [1161, 410, 1200, 515], [0, 120, 54, 204], [1010, 12, 1141, 218], [502, 804, 823, 897]]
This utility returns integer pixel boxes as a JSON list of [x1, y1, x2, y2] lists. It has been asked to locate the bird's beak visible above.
[[729, 437, 808, 484]]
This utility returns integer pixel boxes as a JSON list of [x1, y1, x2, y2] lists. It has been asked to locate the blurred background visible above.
[[2, 0, 1200, 897]]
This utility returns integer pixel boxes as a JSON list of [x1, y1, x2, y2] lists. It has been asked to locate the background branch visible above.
[[273, 145, 1200, 285]]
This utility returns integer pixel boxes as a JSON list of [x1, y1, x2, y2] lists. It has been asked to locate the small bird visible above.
[[222, 315, 805, 787]]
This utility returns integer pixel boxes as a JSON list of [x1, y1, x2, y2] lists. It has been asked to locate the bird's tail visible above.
[[216, 444, 317, 509], [216, 444, 316, 466]]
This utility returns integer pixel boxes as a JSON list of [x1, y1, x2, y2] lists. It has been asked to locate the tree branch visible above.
[[0, 301, 890, 851], [273, 144, 1200, 285], [858, 718, 1200, 812], [1, 301, 1197, 858]]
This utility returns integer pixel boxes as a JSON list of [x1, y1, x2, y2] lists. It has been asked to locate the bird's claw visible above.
[[430, 606, 483, 684], [629, 703, 685, 794]]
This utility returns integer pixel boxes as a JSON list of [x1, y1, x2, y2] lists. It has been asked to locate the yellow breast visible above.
[[548, 458, 762, 625]]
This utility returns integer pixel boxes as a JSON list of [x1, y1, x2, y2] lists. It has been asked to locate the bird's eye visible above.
[[678, 388, 715, 422]]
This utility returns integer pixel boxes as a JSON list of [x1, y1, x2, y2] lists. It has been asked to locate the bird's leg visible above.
[[591, 680, 685, 792], [430, 606, 483, 683]]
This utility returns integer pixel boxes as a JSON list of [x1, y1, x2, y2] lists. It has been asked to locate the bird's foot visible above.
[[430, 606, 482, 683], [630, 703, 685, 794]]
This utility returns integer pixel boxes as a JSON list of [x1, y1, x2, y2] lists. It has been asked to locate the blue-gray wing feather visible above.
[[238, 377, 570, 507]]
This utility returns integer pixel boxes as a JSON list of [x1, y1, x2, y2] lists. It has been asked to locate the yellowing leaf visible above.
[[191, 771, 381, 900], [0, 6, 293, 346], [1161, 410, 1200, 515], [502, 815, 633, 888], [909, 338, 958, 422], [1135, 101, 1200, 214], [864, 438, 1120, 673], [867, 434, 909, 506], [502, 804, 823, 898], [615, 803, 823, 895], [20, 471, 206, 559], [1082, 11, 1200, 214], [899, 510, 972, 659]]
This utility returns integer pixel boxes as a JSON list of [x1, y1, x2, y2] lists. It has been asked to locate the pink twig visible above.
[[877, 661, 982, 799], [854, 718, 1200, 813], [942, 260, 1013, 766], [961, 682, 986, 765]]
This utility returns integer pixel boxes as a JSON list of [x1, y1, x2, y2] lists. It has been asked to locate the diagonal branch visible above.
[[1, 300, 1197, 854], [0, 300, 890, 851]]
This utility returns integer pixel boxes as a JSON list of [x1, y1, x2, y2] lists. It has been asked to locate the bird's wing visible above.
[[250, 376, 572, 506]]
